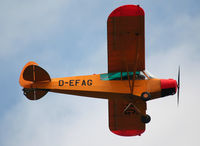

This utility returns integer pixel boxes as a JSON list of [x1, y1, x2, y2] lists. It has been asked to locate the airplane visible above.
[[19, 5, 180, 136]]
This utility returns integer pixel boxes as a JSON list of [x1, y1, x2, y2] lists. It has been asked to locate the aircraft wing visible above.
[[109, 98, 146, 136], [107, 5, 145, 73]]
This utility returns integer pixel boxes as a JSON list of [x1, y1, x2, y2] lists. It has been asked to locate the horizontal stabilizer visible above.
[[19, 61, 51, 100], [23, 65, 50, 82], [23, 88, 49, 100]]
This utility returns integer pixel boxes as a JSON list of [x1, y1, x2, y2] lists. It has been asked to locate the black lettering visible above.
[[69, 80, 74, 86], [81, 80, 86, 86], [75, 80, 80, 86], [87, 79, 92, 86], [59, 80, 64, 86]]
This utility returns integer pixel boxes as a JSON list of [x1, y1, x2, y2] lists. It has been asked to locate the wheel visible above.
[[141, 114, 151, 123], [141, 92, 151, 101]]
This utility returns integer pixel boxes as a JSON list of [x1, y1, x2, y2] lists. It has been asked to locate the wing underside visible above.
[[108, 98, 146, 136], [107, 6, 147, 136], [107, 5, 145, 73]]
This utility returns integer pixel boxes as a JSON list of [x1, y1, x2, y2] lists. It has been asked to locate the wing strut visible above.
[[126, 33, 140, 96]]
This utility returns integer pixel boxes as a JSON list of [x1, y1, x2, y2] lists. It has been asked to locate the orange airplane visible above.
[[19, 5, 180, 136]]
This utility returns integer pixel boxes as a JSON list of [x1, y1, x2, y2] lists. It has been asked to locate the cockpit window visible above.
[[100, 71, 149, 81]]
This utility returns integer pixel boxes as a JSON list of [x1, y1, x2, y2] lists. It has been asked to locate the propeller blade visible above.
[[177, 66, 180, 106]]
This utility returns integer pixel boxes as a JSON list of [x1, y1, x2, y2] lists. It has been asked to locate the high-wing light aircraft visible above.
[[19, 5, 180, 136]]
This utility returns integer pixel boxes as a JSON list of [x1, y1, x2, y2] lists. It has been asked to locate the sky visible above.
[[0, 0, 200, 145]]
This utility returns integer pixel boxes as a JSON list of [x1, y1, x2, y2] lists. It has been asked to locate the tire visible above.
[[141, 114, 151, 123], [141, 92, 151, 101]]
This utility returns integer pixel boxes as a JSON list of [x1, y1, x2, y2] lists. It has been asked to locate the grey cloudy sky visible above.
[[0, 0, 200, 146]]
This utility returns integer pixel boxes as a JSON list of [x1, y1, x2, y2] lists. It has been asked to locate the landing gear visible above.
[[123, 102, 151, 124], [141, 92, 151, 101], [23, 88, 31, 96], [141, 114, 151, 123]]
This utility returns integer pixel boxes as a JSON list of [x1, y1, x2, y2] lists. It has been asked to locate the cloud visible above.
[[0, 94, 109, 146], [0, 0, 68, 60]]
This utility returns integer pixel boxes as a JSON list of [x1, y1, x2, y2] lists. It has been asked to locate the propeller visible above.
[[177, 66, 180, 106]]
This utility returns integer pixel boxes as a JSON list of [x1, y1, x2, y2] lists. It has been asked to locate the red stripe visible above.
[[111, 129, 145, 136]]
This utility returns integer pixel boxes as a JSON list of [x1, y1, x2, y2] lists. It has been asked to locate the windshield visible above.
[[144, 70, 155, 79], [100, 71, 150, 81]]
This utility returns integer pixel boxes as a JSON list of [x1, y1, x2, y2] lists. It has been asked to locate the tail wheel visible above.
[[141, 92, 151, 101], [141, 114, 151, 124]]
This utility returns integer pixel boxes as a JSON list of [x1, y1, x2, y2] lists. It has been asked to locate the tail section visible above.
[[19, 61, 51, 100]]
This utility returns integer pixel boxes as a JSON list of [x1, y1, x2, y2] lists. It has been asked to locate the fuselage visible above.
[[25, 71, 177, 101]]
